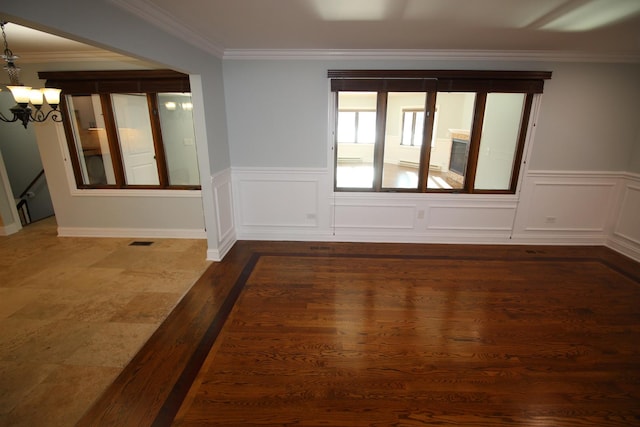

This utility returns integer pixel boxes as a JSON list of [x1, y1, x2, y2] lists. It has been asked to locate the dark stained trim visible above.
[[39, 70, 190, 94], [153, 253, 261, 426], [328, 70, 551, 94]]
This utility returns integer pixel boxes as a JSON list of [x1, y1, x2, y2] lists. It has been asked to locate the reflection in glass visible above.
[[427, 92, 476, 190], [158, 93, 200, 185], [335, 92, 377, 188], [475, 93, 525, 190], [382, 92, 426, 189], [111, 93, 159, 185], [65, 94, 115, 185]]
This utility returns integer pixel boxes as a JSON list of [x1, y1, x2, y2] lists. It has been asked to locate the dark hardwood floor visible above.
[[77, 242, 640, 426]]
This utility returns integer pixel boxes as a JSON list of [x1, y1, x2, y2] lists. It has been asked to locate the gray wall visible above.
[[223, 59, 640, 173], [531, 62, 640, 172], [0, 92, 54, 222], [628, 126, 640, 174]]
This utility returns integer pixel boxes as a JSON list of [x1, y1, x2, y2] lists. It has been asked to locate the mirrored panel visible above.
[[335, 92, 377, 189], [111, 93, 159, 185], [65, 94, 116, 185], [381, 92, 426, 190], [474, 93, 526, 190], [158, 93, 200, 186], [427, 92, 476, 190]]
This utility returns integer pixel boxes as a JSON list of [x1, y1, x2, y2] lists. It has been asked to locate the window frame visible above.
[[39, 70, 200, 191], [329, 70, 551, 194]]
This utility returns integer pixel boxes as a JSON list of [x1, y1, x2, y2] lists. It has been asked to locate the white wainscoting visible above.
[[512, 170, 626, 246], [230, 167, 639, 259], [232, 167, 518, 243], [333, 192, 518, 243], [608, 173, 640, 261], [232, 167, 332, 240], [209, 168, 236, 260]]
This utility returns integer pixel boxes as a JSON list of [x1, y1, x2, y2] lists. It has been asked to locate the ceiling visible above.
[[3, 0, 640, 62]]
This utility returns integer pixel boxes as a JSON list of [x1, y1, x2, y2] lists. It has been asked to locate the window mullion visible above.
[[372, 92, 387, 191], [101, 94, 126, 188], [464, 92, 487, 193]]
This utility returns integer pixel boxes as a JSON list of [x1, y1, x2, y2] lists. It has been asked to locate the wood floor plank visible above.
[[170, 247, 640, 426], [78, 242, 640, 426]]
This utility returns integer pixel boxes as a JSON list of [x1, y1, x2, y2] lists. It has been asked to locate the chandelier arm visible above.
[[31, 108, 63, 123], [0, 110, 19, 123]]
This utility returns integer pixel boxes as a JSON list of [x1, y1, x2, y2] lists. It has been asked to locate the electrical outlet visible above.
[[545, 216, 557, 224], [417, 209, 425, 219]]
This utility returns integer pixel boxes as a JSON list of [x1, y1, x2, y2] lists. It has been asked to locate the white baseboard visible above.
[[207, 232, 237, 261], [0, 222, 21, 236], [607, 235, 640, 262], [57, 226, 207, 239]]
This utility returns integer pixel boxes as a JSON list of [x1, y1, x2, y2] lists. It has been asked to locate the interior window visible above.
[[40, 69, 200, 190], [329, 70, 550, 194]]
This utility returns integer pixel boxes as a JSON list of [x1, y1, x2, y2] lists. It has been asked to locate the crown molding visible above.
[[16, 50, 146, 64], [223, 49, 640, 63], [109, 0, 224, 58]]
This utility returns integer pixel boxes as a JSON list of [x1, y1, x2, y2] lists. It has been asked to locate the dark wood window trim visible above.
[[330, 70, 551, 194], [39, 70, 200, 191], [39, 70, 190, 94]]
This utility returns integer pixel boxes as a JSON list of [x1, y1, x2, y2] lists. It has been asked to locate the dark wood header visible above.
[[328, 70, 552, 93], [38, 69, 190, 94]]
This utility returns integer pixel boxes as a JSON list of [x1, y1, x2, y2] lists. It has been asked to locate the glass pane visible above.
[[382, 92, 426, 189], [357, 111, 376, 143], [401, 112, 413, 146], [336, 92, 377, 189], [427, 92, 476, 190], [65, 94, 116, 185], [111, 93, 159, 185], [414, 112, 424, 146], [337, 111, 356, 142], [158, 93, 200, 186], [475, 93, 526, 190]]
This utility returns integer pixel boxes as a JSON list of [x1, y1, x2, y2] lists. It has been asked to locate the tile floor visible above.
[[0, 217, 211, 426]]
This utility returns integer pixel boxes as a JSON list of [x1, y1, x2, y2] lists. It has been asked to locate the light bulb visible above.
[[30, 89, 44, 106], [42, 88, 61, 107], [7, 85, 32, 105]]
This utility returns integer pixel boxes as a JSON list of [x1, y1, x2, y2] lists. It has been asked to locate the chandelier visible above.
[[0, 21, 62, 129]]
